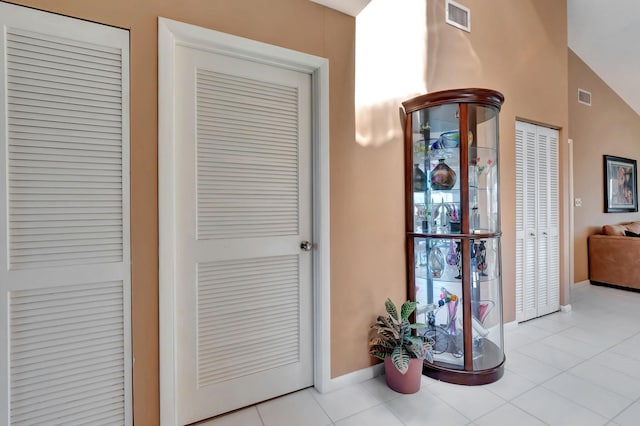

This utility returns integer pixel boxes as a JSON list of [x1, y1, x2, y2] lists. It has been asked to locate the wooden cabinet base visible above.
[[422, 356, 505, 386]]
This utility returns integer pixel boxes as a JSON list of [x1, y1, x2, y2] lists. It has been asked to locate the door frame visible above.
[[158, 17, 330, 425]]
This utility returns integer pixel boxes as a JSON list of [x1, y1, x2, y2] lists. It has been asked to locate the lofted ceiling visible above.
[[568, 0, 640, 115], [311, 0, 640, 116]]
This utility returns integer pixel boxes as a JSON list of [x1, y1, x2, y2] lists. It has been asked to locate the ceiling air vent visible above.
[[578, 88, 592, 106], [446, 0, 471, 32]]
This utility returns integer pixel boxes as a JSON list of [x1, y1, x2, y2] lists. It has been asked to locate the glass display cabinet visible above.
[[401, 89, 505, 385]]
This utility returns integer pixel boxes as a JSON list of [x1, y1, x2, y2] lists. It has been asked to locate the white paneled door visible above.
[[515, 121, 559, 322], [0, 3, 131, 425], [172, 46, 313, 424]]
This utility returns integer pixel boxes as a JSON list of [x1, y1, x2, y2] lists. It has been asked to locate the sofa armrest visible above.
[[588, 234, 640, 289]]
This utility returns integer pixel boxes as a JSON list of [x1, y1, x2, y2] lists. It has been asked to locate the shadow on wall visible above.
[[355, 100, 413, 147]]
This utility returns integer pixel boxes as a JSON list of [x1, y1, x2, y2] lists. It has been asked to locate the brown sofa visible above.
[[588, 221, 640, 291]]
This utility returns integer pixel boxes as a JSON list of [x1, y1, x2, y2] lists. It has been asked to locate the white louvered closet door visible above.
[[174, 46, 313, 424], [515, 121, 559, 322], [0, 4, 131, 425], [538, 126, 560, 315], [536, 131, 550, 314]]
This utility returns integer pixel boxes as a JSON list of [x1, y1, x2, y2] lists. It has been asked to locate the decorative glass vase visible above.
[[430, 159, 456, 190], [428, 245, 445, 278], [478, 240, 488, 276], [432, 199, 449, 232], [413, 163, 427, 192], [455, 241, 462, 279]]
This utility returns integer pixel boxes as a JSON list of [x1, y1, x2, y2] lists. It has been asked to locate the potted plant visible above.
[[369, 298, 433, 394]]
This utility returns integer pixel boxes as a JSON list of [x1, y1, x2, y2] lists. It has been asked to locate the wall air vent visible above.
[[446, 0, 471, 32], [578, 88, 592, 106]]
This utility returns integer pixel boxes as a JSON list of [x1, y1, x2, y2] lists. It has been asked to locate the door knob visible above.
[[300, 241, 313, 251]]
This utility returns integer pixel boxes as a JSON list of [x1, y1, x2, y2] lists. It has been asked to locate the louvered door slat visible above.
[[7, 24, 125, 268], [9, 61, 121, 87], [10, 110, 121, 129], [525, 129, 537, 230], [10, 102, 122, 122], [7, 42, 121, 73], [11, 149, 121, 162], [7, 29, 121, 59], [515, 127, 525, 319], [197, 255, 300, 387], [9, 92, 121, 112], [196, 69, 299, 240], [10, 132, 122, 148], [1, 5, 131, 424], [515, 128, 524, 232], [13, 355, 122, 385], [515, 121, 560, 322], [515, 239, 524, 315], [8, 65, 121, 89], [10, 281, 125, 425], [198, 127, 298, 146], [546, 128, 560, 311]]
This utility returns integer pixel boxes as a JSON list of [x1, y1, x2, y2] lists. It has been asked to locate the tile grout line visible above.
[[505, 297, 640, 424]]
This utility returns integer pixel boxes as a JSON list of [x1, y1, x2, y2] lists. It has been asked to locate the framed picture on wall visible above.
[[604, 155, 638, 213]]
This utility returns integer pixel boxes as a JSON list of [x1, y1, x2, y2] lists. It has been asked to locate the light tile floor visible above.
[[200, 284, 640, 425]]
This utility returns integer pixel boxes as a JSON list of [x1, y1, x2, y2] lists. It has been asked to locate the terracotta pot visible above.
[[384, 357, 423, 394]]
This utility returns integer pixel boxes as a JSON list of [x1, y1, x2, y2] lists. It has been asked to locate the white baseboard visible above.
[[573, 280, 589, 288], [560, 304, 572, 312], [316, 363, 384, 393], [503, 320, 519, 331]]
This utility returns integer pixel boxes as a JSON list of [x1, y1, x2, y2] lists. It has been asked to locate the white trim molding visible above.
[[309, 0, 372, 16], [322, 364, 384, 393], [158, 17, 331, 424], [560, 304, 573, 313]]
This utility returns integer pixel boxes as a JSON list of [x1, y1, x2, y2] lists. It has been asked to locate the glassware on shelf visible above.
[[428, 148, 455, 160], [403, 88, 505, 384], [438, 131, 460, 148], [427, 137, 441, 150], [470, 240, 488, 278], [446, 241, 457, 266], [471, 199, 480, 231], [428, 245, 445, 278], [417, 239, 427, 266], [447, 204, 460, 233], [413, 163, 427, 192], [432, 199, 449, 233], [455, 241, 462, 279], [430, 159, 457, 190], [414, 203, 426, 233], [439, 288, 459, 336], [445, 240, 462, 280], [478, 240, 488, 276], [413, 138, 427, 156]]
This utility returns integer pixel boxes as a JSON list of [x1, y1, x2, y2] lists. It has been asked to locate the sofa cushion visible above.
[[626, 222, 640, 234], [603, 224, 627, 236]]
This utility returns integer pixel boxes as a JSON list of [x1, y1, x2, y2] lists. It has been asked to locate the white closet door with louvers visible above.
[[173, 45, 313, 424], [0, 3, 131, 425], [515, 121, 559, 322]]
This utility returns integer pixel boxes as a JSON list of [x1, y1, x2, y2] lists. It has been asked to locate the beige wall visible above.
[[426, 0, 570, 320], [569, 49, 640, 283], [4, 0, 575, 422]]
